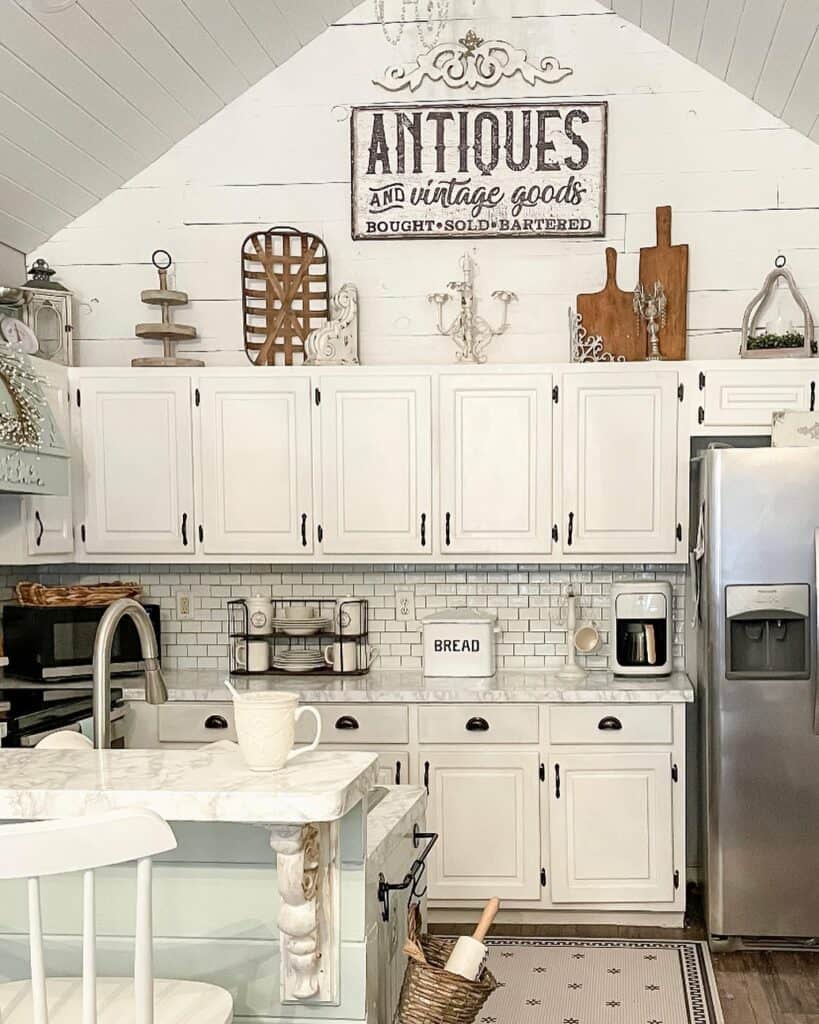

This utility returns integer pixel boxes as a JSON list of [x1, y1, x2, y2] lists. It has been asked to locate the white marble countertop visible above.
[[117, 668, 694, 704], [367, 786, 426, 865], [0, 746, 378, 824]]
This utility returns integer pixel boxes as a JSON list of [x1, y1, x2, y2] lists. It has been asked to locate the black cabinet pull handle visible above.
[[567, 511, 574, 546], [445, 511, 451, 546], [181, 512, 188, 546], [198, 524, 204, 543], [554, 763, 561, 799], [301, 513, 308, 547], [335, 715, 359, 731], [598, 716, 623, 731], [420, 512, 427, 547], [34, 510, 44, 547], [395, 760, 402, 785], [465, 716, 490, 732], [205, 715, 228, 730], [424, 760, 430, 794], [811, 381, 816, 413]]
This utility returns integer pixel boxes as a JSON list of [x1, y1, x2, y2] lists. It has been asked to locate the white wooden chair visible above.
[[0, 808, 233, 1024]]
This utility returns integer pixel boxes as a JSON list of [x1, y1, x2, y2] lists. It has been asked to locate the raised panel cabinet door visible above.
[[549, 752, 675, 904], [319, 375, 432, 555], [197, 378, 313, 554], [439, 374, 554, 554], [703, 369, 814, 427], [79, 377, 194, 555], [421, 750, 541, 902], [561, 371, 679, 555]]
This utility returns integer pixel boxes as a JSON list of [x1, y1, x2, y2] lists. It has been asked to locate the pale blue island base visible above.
[[0, 747, 426, 1024]]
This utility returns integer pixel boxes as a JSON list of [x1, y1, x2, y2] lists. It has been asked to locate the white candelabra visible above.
[[429, 252, 516, 364]]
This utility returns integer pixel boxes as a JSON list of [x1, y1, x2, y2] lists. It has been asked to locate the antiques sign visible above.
[[351, 101, 607, 240]]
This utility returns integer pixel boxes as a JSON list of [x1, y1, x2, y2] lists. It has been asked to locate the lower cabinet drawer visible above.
[[158, 703, 236, 743], [549, 705, 673, 745], [418, 705, 539, 744], [295, 704, 409, 745]]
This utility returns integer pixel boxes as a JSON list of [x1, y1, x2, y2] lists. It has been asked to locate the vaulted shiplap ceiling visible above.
[[0, 0, 359, 255], [602, 0, 819, 143]]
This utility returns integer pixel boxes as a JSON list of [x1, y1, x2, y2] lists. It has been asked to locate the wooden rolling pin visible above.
[[443, 898, 501, 980]]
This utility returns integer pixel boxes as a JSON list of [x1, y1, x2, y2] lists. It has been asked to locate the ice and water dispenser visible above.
[[725, 584, 810, 679]]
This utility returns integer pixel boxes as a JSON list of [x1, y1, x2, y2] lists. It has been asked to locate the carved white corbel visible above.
[[304, 284, 359, 365], [269, 822, 339, 1004]]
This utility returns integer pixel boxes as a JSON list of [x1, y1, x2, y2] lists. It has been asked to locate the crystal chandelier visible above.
[[374, 0, 455, 47]]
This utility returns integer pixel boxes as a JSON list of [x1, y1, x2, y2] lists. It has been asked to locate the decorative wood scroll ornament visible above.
[[740, 255, 815, 359], [242, 227, 330, 366], [305, 285, 359, 365], [374, 29, 574, 92]]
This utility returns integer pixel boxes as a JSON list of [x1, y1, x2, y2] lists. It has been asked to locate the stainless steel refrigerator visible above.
[[695, 445, 819, 950]]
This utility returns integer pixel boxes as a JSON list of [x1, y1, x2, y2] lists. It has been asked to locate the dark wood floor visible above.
[[430, 888, 819, 1022]]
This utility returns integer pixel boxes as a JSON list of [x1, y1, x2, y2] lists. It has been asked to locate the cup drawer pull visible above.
[[335, 715, 360, 731], [465, 716, 490, 732], [598, 716, 623, 731], [204, 715, 229, 730]]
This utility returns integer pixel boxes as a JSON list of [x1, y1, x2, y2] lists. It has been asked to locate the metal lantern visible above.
[[740, 256, 815, 359]]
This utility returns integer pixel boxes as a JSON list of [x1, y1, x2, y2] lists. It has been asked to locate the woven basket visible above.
[[394, 908, 498, 1024], [15, 582, 143, 608]]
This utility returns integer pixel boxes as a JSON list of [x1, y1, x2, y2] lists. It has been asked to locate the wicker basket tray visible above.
[[394, 908, 498, 1024], [15, 582, 143, 607]]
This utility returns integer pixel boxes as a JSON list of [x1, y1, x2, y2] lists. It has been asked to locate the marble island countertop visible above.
[[0, 746, 378, 824], [118, 668, 694, 704]]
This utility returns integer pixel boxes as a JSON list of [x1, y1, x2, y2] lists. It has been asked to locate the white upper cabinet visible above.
[[549, 752, 675, 904], [78, 376, 195, 555], [439, 374, 554, 555], [701, 368, 815, 428], [196, 377, 313, 555], [319, 375, 432, 555], [560, 370, 679, 556]]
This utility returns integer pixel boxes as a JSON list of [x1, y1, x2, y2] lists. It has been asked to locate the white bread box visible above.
[[422, 608, 499, 678]]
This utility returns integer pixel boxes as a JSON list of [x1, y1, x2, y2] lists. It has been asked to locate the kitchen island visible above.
[[0, 745, 426, 1022]]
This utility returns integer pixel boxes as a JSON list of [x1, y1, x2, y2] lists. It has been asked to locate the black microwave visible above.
[[2, 603, 162, 682]]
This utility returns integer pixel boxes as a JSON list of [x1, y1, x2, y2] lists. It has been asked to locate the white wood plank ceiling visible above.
[[0, 0, 358, 255], [602, 1, 819, 144]]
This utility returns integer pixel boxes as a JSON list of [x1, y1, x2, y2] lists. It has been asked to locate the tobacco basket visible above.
[[393, 907, 499, 1024], [241, 226, 330, 366]]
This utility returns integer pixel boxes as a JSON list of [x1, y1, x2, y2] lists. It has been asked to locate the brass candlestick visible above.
[[633, 281, 668, 362]]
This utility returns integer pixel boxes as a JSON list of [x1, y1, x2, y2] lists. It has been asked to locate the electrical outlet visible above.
[[176, 592, 192, 619], [396, 589, 415, 622]]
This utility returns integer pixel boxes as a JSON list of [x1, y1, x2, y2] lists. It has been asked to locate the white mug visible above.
[[247, 596, 273, 636], [335, 597, 364, 636], [323, 641, 377, 673], [232, 691, 322, 772], [235, 638, 270, 673]]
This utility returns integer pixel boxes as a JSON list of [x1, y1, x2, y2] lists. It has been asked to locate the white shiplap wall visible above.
[[31, 0, 819, 365]]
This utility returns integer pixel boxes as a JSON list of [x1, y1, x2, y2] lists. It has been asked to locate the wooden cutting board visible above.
[[639, 205, 689, 361], [576, 247, 644, 361]]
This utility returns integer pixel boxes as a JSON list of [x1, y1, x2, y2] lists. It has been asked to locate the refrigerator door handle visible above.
[[815, 529, 819, 736]]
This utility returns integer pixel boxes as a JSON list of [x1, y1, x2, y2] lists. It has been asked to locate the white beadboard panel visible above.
[[669, 0, 709, 61], [639, 0, 674, 45], [697, 0, 747, 79], [228, 0, 302, 65], [182, 0, 272, 84], [726, 0, 788, 99], [0, 130, 103, 216], [780, 19, 819, 134], [755, 0, 819, 117]]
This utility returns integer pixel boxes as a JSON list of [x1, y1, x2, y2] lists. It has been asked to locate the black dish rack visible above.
[[227, 597, 370, 677]]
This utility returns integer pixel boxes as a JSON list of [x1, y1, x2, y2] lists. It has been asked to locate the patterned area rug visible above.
[[480, 939, 724, 1024]]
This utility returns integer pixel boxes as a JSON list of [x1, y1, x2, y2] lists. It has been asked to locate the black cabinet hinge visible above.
[[539, 762, 545, 782], [195, 388, 200, 407], [698, 371, 706, 391], [80, 524, 86, 543], [76, 388, 81, 407], [674, 869, 680, 890], [552, 385, 559, 404], [672, 763, 679, 782], [551, 524, 559, 543], [317, 524, 323, 543], [698, 406, 705, 425], [676, 523, 683, 542], [677, 383, 684, 402], [540, 868, 547, 887], [314, 387, 321, 406]]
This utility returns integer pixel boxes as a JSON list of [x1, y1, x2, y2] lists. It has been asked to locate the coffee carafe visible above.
[[611, 582, 672, 677]]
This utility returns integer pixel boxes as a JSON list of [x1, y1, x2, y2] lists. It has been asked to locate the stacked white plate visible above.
[[272, 615, 332, 637], [272, 649, 325, 673]]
